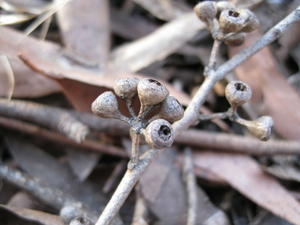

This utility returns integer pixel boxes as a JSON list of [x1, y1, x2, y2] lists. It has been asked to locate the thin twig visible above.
[[0, 98, 89, 142], [0, 116, 127, 157], [198, 110, 232, 121], [0, 163, 97, 222], [128, 129, 141, 169], [204, 40, 221, 76], [3, 113, 300, 156], [95, 149, 159, 225], [172, 6, 300, 135], [183, 148, 197, 225], [125, 99, 136, 118]]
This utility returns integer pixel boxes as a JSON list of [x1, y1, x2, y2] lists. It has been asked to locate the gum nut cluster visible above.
[[193, 1, 259, 46], [91, 77, 184, 149], [225, 80, 252, 107]]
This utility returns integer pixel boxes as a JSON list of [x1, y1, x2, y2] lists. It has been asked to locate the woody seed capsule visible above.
[[239, 9, 259, 32], [225, 81, 252, 107], [159, 96, 184, 123], [91, 91, 121, 118], [216, 1, 235, 13], [219, 9, 247, 33], [137, 78, 169, 106], [244, 116, 273, 141], [194, 1, 217, 22], [114, 77, 139, 99], [143, 119, 175, 149]]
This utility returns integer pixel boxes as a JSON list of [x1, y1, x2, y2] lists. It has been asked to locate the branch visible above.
[[0, 163, 97, 222], [2, 101, 300, 156], [94, 7, 300, 225], [0, 98, 89, 142], [95, 149, 159, 225], [172, 6, 300, 134], [0, 116, 127, 157]]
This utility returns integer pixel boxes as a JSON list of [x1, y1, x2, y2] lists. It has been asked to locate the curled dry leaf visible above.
[[193, 152, 300, 225]]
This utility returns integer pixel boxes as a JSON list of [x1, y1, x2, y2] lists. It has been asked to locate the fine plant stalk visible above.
[[204, 39, 221, 76], [95, 6, 300, 225]]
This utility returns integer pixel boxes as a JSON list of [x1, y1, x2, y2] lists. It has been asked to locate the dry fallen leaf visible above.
[[193, 152, 300, 225], [11, 25, 190, 111], [56, 0, 110, 66], [0, 27, 60, 98]]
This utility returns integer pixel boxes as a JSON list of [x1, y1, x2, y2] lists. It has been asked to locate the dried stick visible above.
[[2, 100, 300, 156], [95, 7, 300, 225], [0, 163, 97, 222], [0, 116, 127, 157], [172, 6, 300, 134], [0, 99, 89, 142], [183, 148, 197, 225], [95, 149, 159, 225], [177, 130, 300, 155]]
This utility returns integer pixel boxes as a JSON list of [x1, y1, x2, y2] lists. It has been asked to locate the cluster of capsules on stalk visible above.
[[194, 1, 273, 140], [91, 77, 184, 168], [223, 80, 273, 141], [194, 1, 259, 46]]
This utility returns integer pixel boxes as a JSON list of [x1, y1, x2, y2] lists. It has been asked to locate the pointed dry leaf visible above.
[[140, 150, 187, 224], [66, 150, 100, 181], [110, 13, 204, 73], [193, 152, 300, 225], [56, 0, 110, 66]]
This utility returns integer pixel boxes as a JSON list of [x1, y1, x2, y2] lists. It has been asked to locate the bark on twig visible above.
[[0, 99, 89, 142], [183, 148, 197, 225]]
